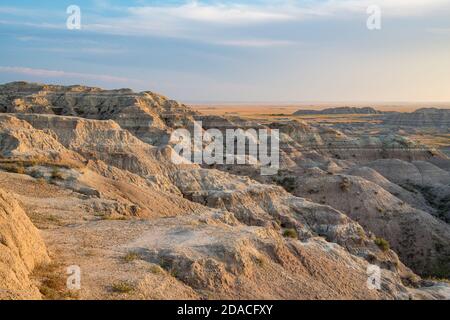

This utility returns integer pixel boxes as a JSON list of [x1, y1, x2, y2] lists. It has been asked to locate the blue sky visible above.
[[1, 0, 450, 103]]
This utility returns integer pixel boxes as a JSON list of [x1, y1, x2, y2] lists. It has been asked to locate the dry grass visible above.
[[111, 281, 135, 294], [32, 262, 79, 300], [29, 213, 66, 229], [149, 265, 164, 274], [123, 252, 141, 263], [100, 214, 129, 221]]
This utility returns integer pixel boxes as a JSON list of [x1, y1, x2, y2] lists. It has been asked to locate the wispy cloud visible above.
[[128, 2, 294, 25], [2, 1, 450, 48], [214, 39, 296, 47], [308, 0, 450, 18], [0, 66, 140, 84], [82, 0, 450, 46]]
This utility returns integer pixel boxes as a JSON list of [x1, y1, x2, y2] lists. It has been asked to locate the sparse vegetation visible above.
[[32, 262, 79, 300], [111, 281, 135, 294], [158, 257, 181, 279], [123, 252, 141, 263], [283, 228, 298, 239], [30, 213, 65, 228], [159, 257, 172, 271], [101, 214, 128, 221], [374, 237, 390, 252], [149, 265, 164, 274], [276, 176, 296, 193]]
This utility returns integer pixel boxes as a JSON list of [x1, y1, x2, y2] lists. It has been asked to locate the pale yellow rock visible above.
[[0, 188, 50, 300]]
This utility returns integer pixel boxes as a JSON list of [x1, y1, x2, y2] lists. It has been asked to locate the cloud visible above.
[[128, 2, 294, 25], [312, 0, 450, 17], [213, 39, 296, 47], [2, 1, 450, 48], [0, 66, 140, 84], [82, 0, 450, 44], [84, 2, 298, 47]]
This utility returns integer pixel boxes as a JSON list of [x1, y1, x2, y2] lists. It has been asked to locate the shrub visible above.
[[374, 237, 390, 252], [111, 281, 135, 294], [123, 252, 141, 263], [149, 265, 163, 274], [279, 176, 296, 193], [273, 175, 297, 192], [283, 229, 298, 239], [33, 262, 78, 300]]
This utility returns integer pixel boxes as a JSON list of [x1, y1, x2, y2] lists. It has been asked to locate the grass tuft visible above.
[[112, 281, 135, 294], [283, 228, 298, 239], [374, 237, 390, 252], [123, 252, 141, 263]]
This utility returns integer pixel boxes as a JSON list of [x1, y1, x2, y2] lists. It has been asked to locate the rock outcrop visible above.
[[292, 173, 450, 277], [0, 188, 50, 300], [383, 108, 450, 128]]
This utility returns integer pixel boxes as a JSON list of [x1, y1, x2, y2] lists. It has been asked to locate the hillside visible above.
[[383, 108, 450, 128]]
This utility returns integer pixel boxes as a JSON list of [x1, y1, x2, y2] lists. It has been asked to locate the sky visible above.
[[1, 0, 450, 103]]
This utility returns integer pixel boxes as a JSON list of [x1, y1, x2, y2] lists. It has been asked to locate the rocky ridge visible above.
[[294, 107, 382, 115], [383, 108, 450, 128]]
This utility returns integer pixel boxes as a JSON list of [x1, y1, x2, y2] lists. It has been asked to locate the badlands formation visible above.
[[294, 107, 382, 115], [0, 81, 449, 300], [383, 108, 450, 128]]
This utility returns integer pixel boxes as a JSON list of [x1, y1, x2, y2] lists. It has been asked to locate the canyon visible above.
[[0, 81, 449, 300]]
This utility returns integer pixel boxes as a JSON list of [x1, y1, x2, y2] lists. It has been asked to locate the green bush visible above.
[[283, 229, 298, 239], [374, 237, 390, 252]]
